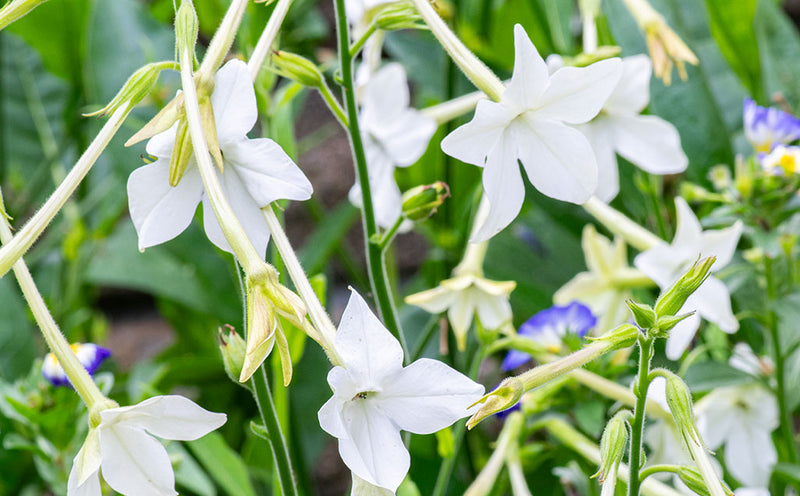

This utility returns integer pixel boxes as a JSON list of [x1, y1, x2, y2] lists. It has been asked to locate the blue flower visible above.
[[501, 302, 596, 371], [41, 343, 111, 387], [743, 98, 800, 153]]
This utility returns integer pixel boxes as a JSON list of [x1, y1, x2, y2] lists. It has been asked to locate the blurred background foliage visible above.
[[2, 0, 800, 494]]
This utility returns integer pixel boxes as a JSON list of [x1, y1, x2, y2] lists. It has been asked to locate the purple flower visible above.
[[501, 302, 596, 371], [42, 343, 112, 387], [743, 98, 800, 153]]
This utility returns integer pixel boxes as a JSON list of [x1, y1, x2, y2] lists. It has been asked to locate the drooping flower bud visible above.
[[654, 256, 715, 317], [593, 410, 630, 482], [217, 325, 247, 385], [466, 377, 523, 429], [85, 62, 176, 118], [271, 51, 324, 88], [401, 182, 450, 221], [659, 370, 702, 447]]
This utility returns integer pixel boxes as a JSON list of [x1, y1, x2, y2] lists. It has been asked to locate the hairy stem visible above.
[[628, 336, 654, 496]]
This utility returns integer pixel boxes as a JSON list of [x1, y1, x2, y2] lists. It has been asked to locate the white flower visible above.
[[729, 342, 773, 377], [441, 24, 622, 241], [68, 395, 226, 496], [695, 384, 778, 487], [318, 290, 484, 493], [759, 144, 800, 176], [405, 272, 515, 351], [577, 55, 688, 201], [554, 224, 648, 332], [127, 59, 313, 257], [634, 197, 742, 359], [734, 488, 770, 496], [349, 63, 437, 229]]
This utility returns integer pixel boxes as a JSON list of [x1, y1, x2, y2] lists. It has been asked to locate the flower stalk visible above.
[[583, 196, 662, 251], [196, 0, 249, 81], [248, 0, 295, 80], [628, 335, 654, 496], [0, 190, 108, 410], [333, 0, 408, 355]]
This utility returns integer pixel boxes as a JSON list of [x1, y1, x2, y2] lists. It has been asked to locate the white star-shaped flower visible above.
[[695, 384, 777, 487], [68, 395, 226, 496], [441, 24, 622, 241], [349, 63, 437, 229], [577, 55, 688, 201], [318, 290, 484, 493], [634, 197, 742, 359], [127, 59, 313, 257]]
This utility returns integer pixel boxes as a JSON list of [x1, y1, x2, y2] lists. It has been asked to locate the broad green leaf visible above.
[[704, 0, 763, 100], [755, 0, 800, 109], [169, 442, 218, 496], [0, 277, 37, 381], [188, 432, 257, 496], [683, 360, 754, 391]]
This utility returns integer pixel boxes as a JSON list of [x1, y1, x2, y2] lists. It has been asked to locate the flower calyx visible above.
[[271, 50, 324, 88], [593, 409, 631, 482], [401, 182, 450, 221]]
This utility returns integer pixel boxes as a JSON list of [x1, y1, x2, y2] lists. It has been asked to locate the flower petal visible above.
[[579, 119, 619, 202], [515, 117, 598, 204], [672, 197, 704, 251], [441, 99, 513, 166], [68, 465, 101, 496], [127, 160, 204, 251], [378, 358, 484, 434], [100, 395, 226, 441], [664, 312, 700, 360], [337, 401, 409, 492], [700, 221, 743, 269], [99, 424, 177, 496], [535, 58, 622, 124], [447, 290, 476, 347], [370, 109, 437, 167], [223, 138, 313, 203], [73, 428, 102, 486], [201, 166, 271, 258], [503, 24, 549, 110], [318, 392, 348, 439], [604, 55, 652, 115], [336, 289, 404, 383], [475, 293, 512, 330], [405, 286, 458, 314], [689, 276, 738, 333], [725, 425, 776, 487], [362, 63, 410, 128], [472, 134, 526, 241], [634, 242, 684, 288], [145, 124, 178, 159], [609, 114, 688, 175], [211, 59, 257, 144]]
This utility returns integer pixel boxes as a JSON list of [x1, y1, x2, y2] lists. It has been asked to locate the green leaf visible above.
[[169, 442, 218, 496], [0, 278, 37, 381], [683, 360, 754, 391], [704, 0, 762, 100], [188, 432, 257, 496], [774, 463, 800, 486]]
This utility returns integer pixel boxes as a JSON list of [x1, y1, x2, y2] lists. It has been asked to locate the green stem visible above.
[[765, 256, 798, 463], [628, 336, 654, 496], [318, 81, 348, 127], [349, 22, 378, 58], [638, 464, 681, 482], [377, 215, 404, 252], [647, 174, 668, 240], [411, 315, 441, 361], [250, 367, 300, 496], [333, 0, 408, 356]]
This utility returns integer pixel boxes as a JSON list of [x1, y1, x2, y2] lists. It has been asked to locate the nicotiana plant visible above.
[[1, 0, 799, 495]]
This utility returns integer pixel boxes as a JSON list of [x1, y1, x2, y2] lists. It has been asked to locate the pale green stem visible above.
[[180, 48, 267, 278], [0, 104, 130, 278], [583, 196, 663, 251], [318, 81, 348, 126], [247, 0, 295, 80], [454, 194, 491, 276], [197, 0, 249, 79], [569, 368, 672, 422], [542, 418, 684, 496], [464, 411, 524, 496], [421, 89, 486, 125], [579, 0, 600, 53], [261, 205, 343, 366], [622, 0, 662, 26], [611, 270, 657, 288], [0, 0, 47, 31], [349, 22, 378, 58], [517, 339, 621, 391], [685, 437, 727, 496], [0, 191, 106, 409], [408, 0, 504, 101], [505, 436, 532, 496]]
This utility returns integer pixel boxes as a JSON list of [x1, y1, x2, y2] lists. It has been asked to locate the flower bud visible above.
[[240, 282, 278, 383], [168, 117, 194, 187], [402, 182, 450, 221], [593, 410, 630, 481], [175, 0, 199, 58], [217, 325, 247, 385], [654, 256, 715, 317], [85, 62, 174, 118], [271, 51, 323, 88], [466, 377, 523, 429], [588, 323, 639, 350], [660, 370, 703, 447], [676, 466, 734, 496], [374, 2, 424, 31], [653, 311, 694, 336], [626, 300, 655, 330]]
